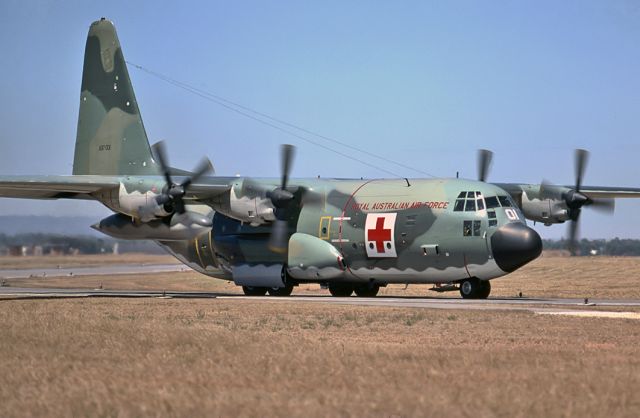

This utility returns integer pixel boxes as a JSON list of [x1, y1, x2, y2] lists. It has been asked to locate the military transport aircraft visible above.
[[2, 19, 640, 299]]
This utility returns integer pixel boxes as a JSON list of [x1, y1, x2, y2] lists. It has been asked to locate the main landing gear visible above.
[[328, 283, 380, 297], [242, 286, 267, 296], [458, 278, 491, 299], [242, 285, 294, 297], [267, 284, 294, 297]]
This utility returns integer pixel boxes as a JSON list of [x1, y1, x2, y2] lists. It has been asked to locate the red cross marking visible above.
[[368, 217, 392, 253]]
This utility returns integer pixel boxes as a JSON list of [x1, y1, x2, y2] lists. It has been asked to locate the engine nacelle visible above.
[[95, 183, 172, 222], [520, 194, 570, 225], [92, 210, 213, 241], [210, 181, 276, 225]]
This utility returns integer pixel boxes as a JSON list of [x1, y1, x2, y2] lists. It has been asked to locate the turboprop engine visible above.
[[93, 141, 217, 241], [110, 185, 173, 222]]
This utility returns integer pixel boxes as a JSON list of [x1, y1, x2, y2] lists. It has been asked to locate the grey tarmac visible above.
[[0, 264, 189, 279], [1, 286, 639, 318]]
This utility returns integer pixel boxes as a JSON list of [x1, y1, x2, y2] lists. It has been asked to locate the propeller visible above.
[[151, 141, 214, 215], [564, 149, 614, 254], [267, 144, 296, 253], [477, 149, 493, 182]]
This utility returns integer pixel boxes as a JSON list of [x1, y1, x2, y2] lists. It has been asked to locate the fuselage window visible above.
[[473, 220, 481, 236], [463, 220, 472, 236], [485, 196, 500, 209]]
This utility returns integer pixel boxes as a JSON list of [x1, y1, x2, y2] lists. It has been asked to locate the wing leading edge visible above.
[[0, 175, 121, 200], [577, 186, 640, 199], [0, 175, 232, 202], [494, 183, 640, 199]]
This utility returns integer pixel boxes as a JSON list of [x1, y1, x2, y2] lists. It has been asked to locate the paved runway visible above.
[[0, 264, 187, 279], [1, 286, 639, 318]]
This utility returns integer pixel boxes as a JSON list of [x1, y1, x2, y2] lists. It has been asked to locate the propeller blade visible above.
[[151, 141, 173, 188], [477, 149, 493, 182], [567, 216, 580, 256], [280, 144, 295, 190], [539, 180, 563, 199], [588, 198, 615, 214], [181, 157, 214, 189], [174, 198, 186, 214], [268, 219, 289, 254], [574, 148, 589, 192], [268, 188, 295, 208], [300, 187, 324, 206]]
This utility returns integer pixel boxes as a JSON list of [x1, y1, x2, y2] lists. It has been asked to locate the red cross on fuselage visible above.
[[368, 217, 392, 253]]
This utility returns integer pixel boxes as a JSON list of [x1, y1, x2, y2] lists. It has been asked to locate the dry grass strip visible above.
[[0, 298, 638, 417]]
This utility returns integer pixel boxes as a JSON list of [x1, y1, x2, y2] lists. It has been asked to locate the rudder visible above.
[[73, 18, 159, 176]]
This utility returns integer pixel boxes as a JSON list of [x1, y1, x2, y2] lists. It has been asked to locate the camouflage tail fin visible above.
[[73, 18, 159, 176]]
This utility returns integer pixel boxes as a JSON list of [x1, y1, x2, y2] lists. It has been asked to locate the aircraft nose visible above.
[[491, 223, 542, 273]]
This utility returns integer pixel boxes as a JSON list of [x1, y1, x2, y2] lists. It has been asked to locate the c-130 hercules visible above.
[[2, 19, 640, 299]]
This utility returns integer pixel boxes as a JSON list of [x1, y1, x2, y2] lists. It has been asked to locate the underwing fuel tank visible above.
[[287, 233, 347, 280], [92, 213, 212, 241]]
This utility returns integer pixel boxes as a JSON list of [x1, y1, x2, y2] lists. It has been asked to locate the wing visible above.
[[577, 186, 640, 199], [494, 183, 640, 200], [0, 175, 233, 202], [0, 175, 121, 200]]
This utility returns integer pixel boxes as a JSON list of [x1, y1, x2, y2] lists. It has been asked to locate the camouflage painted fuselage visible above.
[[155, 177, 529, 287]]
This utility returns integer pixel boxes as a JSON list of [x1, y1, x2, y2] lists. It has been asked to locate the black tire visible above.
[[328, 283, 354, 297], [354, 284, 380, 297], [267, 285, 294, 297], [242, 286, 268, 296], [477, 280, 491, 299], [459, 278, 491, 299]]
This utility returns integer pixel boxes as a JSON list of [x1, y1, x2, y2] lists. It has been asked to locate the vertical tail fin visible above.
[[73, 18, 159, 176]]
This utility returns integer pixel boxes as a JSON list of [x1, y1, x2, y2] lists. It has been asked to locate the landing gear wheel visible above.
[[267, 285, 294, 297], [328, 283, 354, 297], [459, 278, 491, 299], [477, 280, 491, 299], [354, 284, 380, 297], [242, 286, 268, 296]]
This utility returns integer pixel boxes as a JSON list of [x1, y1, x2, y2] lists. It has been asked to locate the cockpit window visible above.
[[464, 199, 476, 211], [498, 196, 512, 207], [454, 191, 487, 212], [485, 196, 500, 209]]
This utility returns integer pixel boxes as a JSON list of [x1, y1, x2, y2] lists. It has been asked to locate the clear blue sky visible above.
[[1, 1, 639, 239]]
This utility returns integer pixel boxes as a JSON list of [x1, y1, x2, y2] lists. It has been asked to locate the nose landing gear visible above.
[[458, 277, 491, 299]]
